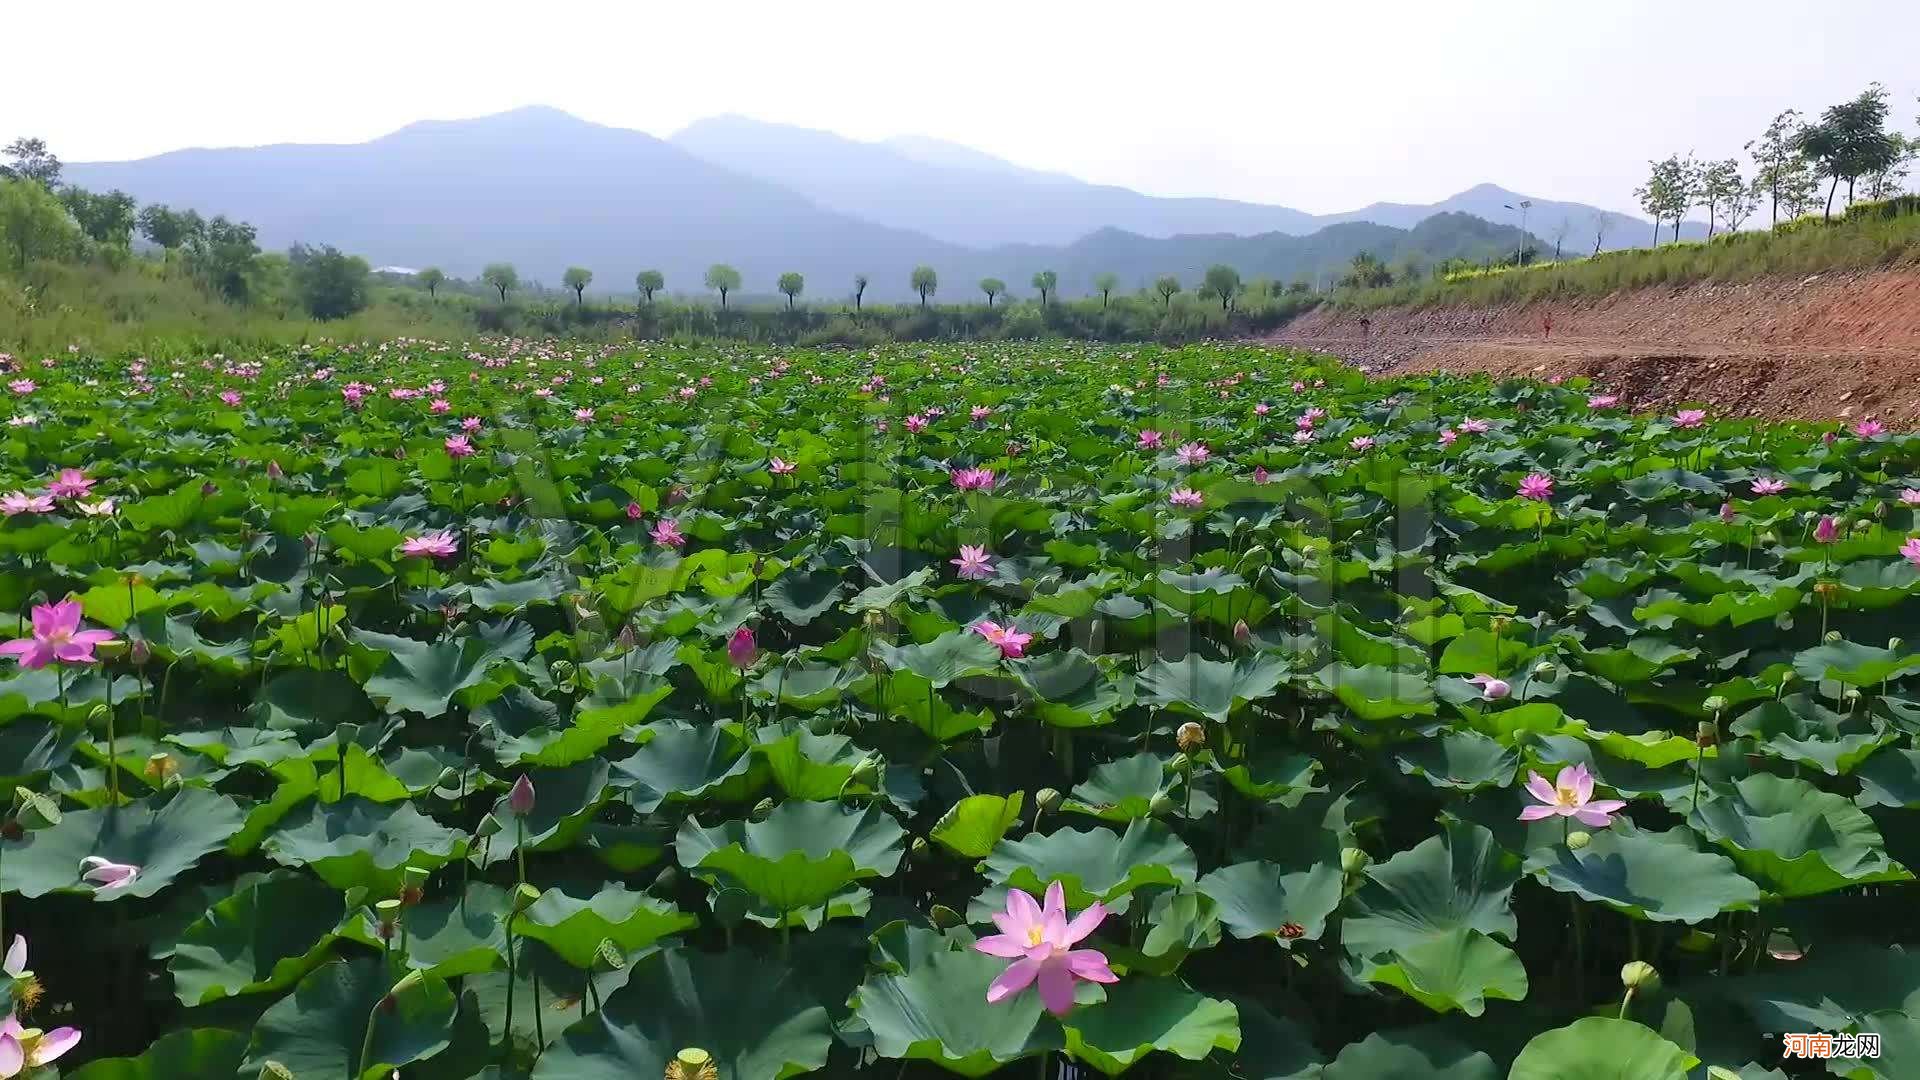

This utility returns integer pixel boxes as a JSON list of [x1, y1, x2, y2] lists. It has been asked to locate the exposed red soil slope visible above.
[[1269, 270, 1920, 425]]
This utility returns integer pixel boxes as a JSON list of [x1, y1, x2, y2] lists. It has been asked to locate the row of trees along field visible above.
[[1634, 83, 1917, 241], [1, 138, 371, 320]]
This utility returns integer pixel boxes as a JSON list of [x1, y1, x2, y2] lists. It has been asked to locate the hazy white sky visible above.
[[6, 0, 1918, 216]]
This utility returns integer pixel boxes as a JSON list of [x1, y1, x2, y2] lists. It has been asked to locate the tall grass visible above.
[[1333, 196, 1920, 311]]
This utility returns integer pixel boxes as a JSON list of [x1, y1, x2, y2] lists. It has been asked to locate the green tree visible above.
[[482, 262, 518, 303], [188, 216, 261, 302], [704, 263, 741, 309], [0, 178, 79, 270], [853, 274, 868, 313], [910, 265, 937, 308], [1337, 251, 1391, 289], [1200, 264, 1241, 311], [1697, 159, 1744, 239], [1154, 274, 1181, 309], [1030, 269, 1057, 306], [59, 188, 136, 246], [1748, 108, 1818, 226], [418, 266, 446, 300], [1860, 134, 1915, 202], [1797, 85, 1902, 219], [293, 244, 371, 319], [1092, 272, 1118, 308], [636, 269, 664, 307], [777, 271, 804, 310], [1634, 156, 1690, 244], [136, 204, 190, 252], [979, 277, 1004, 307], [0, 138, 60, 188], [563, 266, 593, 306]]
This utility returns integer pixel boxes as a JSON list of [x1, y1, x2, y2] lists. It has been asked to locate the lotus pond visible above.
[[1, 340, 1919, 1078]]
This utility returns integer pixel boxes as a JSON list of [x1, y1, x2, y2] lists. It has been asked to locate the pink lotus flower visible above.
[[768, 457, 796, 475], [1672, 409, 1707, 429], [1750, 478, 1787, 496], [399, 531, 459, 559], [1295, 414, 1316, 431], [1349, 436, 1375, 452], [1169, 487, 1204, 509], [1254, 402, 1270, 417], [950, 468, 997, 491], [0, 1012, 80, 1075], [625, 500, 644, 521], [1291, 380, 1306, 392], [973, 620, 1032, 658], [951, 545, 995, 581], [80, 855, 140, 891], [1588, 395, 1619, 409], [0, 600, 118, 670], [7, 380, 34, 395], [1137, 429, 1163, 450], [1467, 674, 1510, 700], [1175, 442, 1210, 466], [429, 398, 451, 414], [651, 518, 685, 548], [1901, 537, 1920, 568], [1252, 466, 1269, 484], [444, 435, 475, 458], [970, 406, 992, 422], [47, 469, 93, 499], [1901, 489, 1920, 506], [904, 414, 929, 434], [74, 498, 114, 517], [1459, 418, 1490, 434], [573, 408, 595, 423], [507, 775, 536, 816], [1520, 764, 1627, 827], [461, 416, 484, 432], [1518, 473, 1555, 501], [1292, 430, 1314, 444], [1814, 515, 1839, 543], [0, 492, 52, 517], [219, 390, 242, 407], [1720, 502, 1736, 523], [1855, 419, 1886, 437], [976, 882, 1117, 1017], [727, 625, 759, 669]]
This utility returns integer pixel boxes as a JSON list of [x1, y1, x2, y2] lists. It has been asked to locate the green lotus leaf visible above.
[[763, 568, 845, 625], [1507, 1017, 1697, 1080], [241, 958, 458, 1080], [264, 796, 467, 894], [1729, 698, 1894, 775], [1316, 662, 1437, 720], [66, 1027, 249, 1080], [875, 670, 997, 741], [0, 786, 244, 899], [750, 661, 856, 710], [1108, 890, 1223, 976], [611, 723, 760, 812], [754, 728, 874, 800], [360, 882, 514, 978], [1394, 730, 1517, 790], [1689, 773, 1912, 897], [247, 669, 378, 734], [1137, 653, 1288, 722], [1523, 825, 1760, 922], [985, 819, 1198, 907], [1824, 1009, 1920, 1079], [1576, 638, 1699, 684], [513, 883, 696, 968], [1064, 753, 1168, 821], [854, 946, 1062, 1077], [1341, 821, 1519, 956], [930, 792, 1025, 859], [1198, 859, 1344, 945], [1215, 745, 1323, 799], [1061, 976, 1239, 1075], [1792, 641, 1920, 686], [1856, 747, 1920, 808], [871, 629, 1004, 686], [1437, 628, 1539, 676], [473, 759, 614, 863], [170, 871, 345, 1004], [482, 683, 668, 767], [1320, 1031, 1499, 1079], [1715, 941, 1920, 1032], [1011, 649, 1127, 728], [533, 947, 832, 1080], [1355, 927, 1528, 1016], [1221, 998, 1323, 1079], [678, 799, 905, 877]]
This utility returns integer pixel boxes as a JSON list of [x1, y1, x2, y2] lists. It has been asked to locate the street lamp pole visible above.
[[1503, 200, 1533, 265]]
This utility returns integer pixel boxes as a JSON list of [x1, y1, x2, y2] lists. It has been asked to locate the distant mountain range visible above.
[[62, 106, 1688, 301]]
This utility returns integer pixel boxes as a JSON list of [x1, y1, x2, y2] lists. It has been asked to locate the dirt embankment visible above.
[[1269, 270, 1920, 424]]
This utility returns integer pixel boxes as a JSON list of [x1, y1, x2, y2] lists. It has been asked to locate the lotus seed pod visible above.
[[929, 904, 963, 929], [144, 752, 178, 781], [261, 1062, 297, 1080], [1176, 721, 1206, 752], [666, 1048, 719, 1080], [1891, 637, 1905, 652], [376, 898, 403, 917], [1620, 960, 1661, 992], [1567, 831, 1592, 850], [514, 883, 542, 912], [1702, 695, 1728, 715], [597, 938, 627, 970], [1845, 687, 1862, 702], [403, 865, 430, 889], [1341, 847, 1370, 875], [1034, 788, 1062, 814], [1824, 630, 1843, 643], [750, 797, 774, 822]]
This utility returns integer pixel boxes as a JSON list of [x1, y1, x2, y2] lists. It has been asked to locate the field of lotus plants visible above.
[[1, 337, 1918, 1078]]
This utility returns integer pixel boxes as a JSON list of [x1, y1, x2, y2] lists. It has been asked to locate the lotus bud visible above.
[[129, 638, 152, 666], [1148, 791, 1175, 817], [1567, 831, 1592, 850], [1532, 661, 1557, 679], [929, 904, 963, 929], [1341, 847, 1370, 876], [507, 774, 536, 816], [666, 1048, 719, 1080], [1176, 721, 1207, 752], [379, 969, 425, 1012], [1620, 960, 1661, 993], [1702, 695, 1728, 715], [807, 714, 836, 736], [1823, 629, 1842, 643], [1034, 788, 1062, 814], [652, 867, 681, 894], [1844, 687, 1862, 703], [1233, 620, 1252, 649], [1168, 752, 1191, 773], [726, 625, 759, 669], [1892, 637, 1906, 652], [13, 788, 58, 831], [549, 659, 576, 687], [1779, 671, 1797, 687], [909, 836, 928, 860], [1696, 721, 1718, 748], [750, 797, 775, 822], [849, 753, 884, 788], [513, 883, 542, 913]]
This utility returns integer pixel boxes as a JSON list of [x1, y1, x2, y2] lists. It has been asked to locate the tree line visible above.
[[1635, 84, 1916, 242]]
